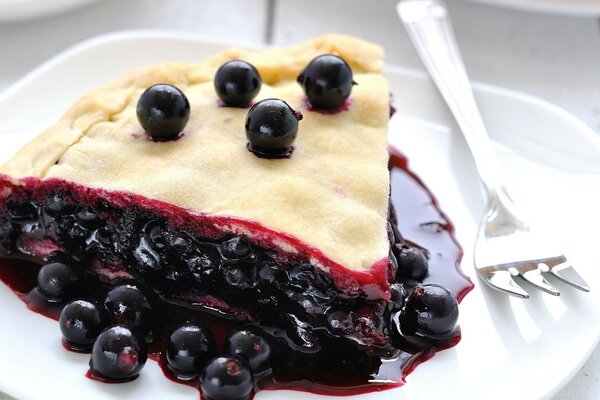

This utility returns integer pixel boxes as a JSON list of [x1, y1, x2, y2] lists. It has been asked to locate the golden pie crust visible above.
[[0, 34, 390, 275]]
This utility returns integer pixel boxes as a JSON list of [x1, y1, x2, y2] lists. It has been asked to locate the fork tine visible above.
[[483, 270, 530, 299], [520, 266, 560, 296], [543, 262, 590, 292]]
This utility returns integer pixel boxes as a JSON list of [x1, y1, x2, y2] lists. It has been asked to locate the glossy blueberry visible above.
[[289, 267, 326, 292], [90, 326, 147, 381], [245, 98, 302, 158], [0, 222, 12, 250], [200, 356, 253, 400], [387, 222, 396, 245], [389, 250, 398, 273], [256, 263, 288, 288], [326, 310, 356, 335], [224, 328, 271, 371], [76, 209, 103, 229], [136, 83, 190, 140], [95, 226, 114, 248], [287, 316, 319, 350], [186, 244, 221, 282], [104, 284, 152, 333], [65, 221, 87, 242], [395, 245, 429, 281], [398, 284, 459, 343], [214, 60, 262, 107], [132, 243, 161, 273], [297, 54, 355, 109], [145, 221, 167, 250], [45, 250, 71, 264], [166, 323, 216, 379], [220, 237, 252, 259], [36, 262, 82, 302], [388, 282, 407, 312], [222, 268, 252, 291], [168, 231, 193, 254], [59, 299, 108, 351], [289, 292, 326, 316]]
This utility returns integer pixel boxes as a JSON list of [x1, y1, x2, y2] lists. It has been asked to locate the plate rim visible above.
[[0, 0, 97, 23], [465, 0, 600, 16]]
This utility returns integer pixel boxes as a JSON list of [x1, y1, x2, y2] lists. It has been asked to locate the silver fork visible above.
[[397, 0, 590, 298]]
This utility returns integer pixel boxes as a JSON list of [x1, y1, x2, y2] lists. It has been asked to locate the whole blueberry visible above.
[[395, 245, 429, 281], [224, 328, 271, 371], [104, 284, 152, 333], [59, 299, 108, 351], [90, 326, 147, 381], [200, 356, 253, 400], [214, 60, 262, 107], [398, 284, 459, 344], [36, 262, 82, 302], [136, 83, 190, 140], [297, 54, 355, 109], [245, 98, 302, 158], [166, 323, 216, 379]]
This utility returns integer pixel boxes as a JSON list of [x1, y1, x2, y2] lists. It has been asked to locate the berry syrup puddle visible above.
[[0, 149, 473, 398]]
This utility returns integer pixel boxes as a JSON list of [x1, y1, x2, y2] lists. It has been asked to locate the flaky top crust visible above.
[[0, 34, 390, 273]]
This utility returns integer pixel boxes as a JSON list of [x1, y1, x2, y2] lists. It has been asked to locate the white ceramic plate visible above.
[[0, 0, 96, 23], [0, 31, 599, 400], [466, 0, 600, 16]]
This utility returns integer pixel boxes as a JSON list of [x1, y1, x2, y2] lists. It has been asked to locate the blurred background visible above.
[[0, 0, 599, 132], [0, 0, 598, 398]]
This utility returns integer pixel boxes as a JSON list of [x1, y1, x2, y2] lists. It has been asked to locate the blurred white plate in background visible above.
[[467, 0, 600, 16], [0, 0, 96, 23]]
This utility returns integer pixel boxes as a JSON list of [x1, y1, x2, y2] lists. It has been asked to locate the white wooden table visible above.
[[0, 0, 598, 398]]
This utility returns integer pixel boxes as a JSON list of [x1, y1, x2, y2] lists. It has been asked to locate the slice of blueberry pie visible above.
[[0, 34, 472, 398]]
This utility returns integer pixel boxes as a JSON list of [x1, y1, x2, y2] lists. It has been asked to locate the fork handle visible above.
[[397, 0, 504, 196]]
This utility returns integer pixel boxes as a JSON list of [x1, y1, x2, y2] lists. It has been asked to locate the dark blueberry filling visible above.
[[0, 187, 394, 354], [0, 150, 474, 397]]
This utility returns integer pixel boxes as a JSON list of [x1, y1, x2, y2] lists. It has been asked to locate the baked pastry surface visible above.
[[0, 34, 390, 280]]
